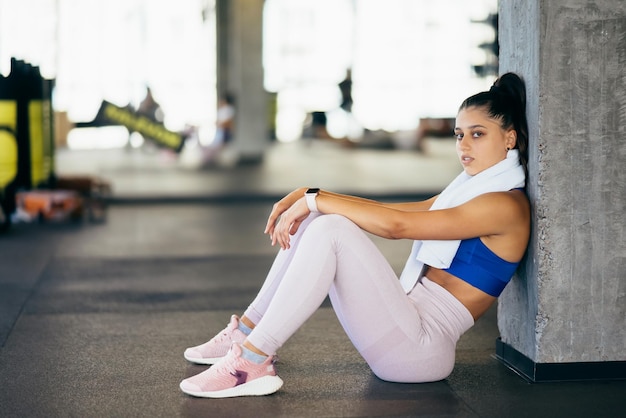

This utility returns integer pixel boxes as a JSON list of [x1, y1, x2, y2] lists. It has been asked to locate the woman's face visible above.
[[454, 106, 516, 176]]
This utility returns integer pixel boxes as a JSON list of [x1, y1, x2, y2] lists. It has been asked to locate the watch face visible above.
[[306, 188, 320, 194]]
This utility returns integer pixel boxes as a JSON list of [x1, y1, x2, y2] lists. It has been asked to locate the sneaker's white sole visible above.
[[183, 352, 222, 365], [183, 352, 280, 365], [180, 375, 284, 398]]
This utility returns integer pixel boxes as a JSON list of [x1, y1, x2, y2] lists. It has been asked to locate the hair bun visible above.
[[493, 73, 526, 109], [489, 85, 502, 94]]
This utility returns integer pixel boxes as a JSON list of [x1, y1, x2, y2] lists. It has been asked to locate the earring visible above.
[[506, 147, 511, 151]]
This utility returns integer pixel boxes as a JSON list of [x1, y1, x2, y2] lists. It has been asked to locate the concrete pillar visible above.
[[216, 0, 267, 163], [496, 0, 626, 381]]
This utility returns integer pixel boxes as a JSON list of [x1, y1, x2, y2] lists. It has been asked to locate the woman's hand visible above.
[[271, 197, 310, 249], [264, 188, 310, 249]]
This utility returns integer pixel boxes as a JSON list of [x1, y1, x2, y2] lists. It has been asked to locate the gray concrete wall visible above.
[[498, 0, 626, 364]]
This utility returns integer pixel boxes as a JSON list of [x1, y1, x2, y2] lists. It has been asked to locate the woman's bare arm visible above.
[[267, 188, 528, 251]]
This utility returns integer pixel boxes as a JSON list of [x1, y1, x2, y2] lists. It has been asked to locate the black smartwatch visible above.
[[304, 188, 320, 212]]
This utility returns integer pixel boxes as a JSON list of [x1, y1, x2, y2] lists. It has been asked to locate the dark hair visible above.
[[459, 72, 529, 179], [222, 92, 236, 106]]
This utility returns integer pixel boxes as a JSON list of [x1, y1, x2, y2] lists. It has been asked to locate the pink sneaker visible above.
[[184, 315, 247, 364], [180, 343, 283, 398]]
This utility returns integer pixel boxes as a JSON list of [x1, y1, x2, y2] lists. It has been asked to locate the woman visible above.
[[180, 72, 530, 398]]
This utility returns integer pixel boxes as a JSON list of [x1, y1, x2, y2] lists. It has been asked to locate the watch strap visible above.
[[305, 188, 320, 212]]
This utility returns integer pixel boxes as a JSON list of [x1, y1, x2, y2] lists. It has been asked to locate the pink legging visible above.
[[243, 214, 474, 383]]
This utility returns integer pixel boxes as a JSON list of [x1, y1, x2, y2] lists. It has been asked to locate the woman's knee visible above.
[[298, 215, 362, 251], [307, 214, 358, 235]]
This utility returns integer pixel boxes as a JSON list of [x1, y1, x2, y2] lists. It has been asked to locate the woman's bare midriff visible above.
[[423, 266, 497, 321]]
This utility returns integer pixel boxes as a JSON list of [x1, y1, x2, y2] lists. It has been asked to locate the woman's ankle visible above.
[[238, 316, 255, 335], [242, 340, 269, 362]]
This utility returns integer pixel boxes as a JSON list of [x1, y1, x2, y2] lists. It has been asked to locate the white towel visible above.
[[399, 149, 525, 292]]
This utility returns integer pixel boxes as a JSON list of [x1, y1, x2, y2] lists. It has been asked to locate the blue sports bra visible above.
[[443, 237, 519, 297]]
